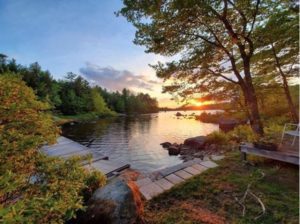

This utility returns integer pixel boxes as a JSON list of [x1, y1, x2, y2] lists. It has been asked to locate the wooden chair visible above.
[[280, 123, 299, 146]]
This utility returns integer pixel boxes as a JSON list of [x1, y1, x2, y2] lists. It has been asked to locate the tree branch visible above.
[[206, 68, 239, 84], [247, 0, 261, 38]]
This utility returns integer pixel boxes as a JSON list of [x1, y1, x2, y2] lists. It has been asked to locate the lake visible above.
[[62, 111, 220, 173]]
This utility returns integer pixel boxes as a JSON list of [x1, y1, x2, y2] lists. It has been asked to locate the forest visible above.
[[0, 54, 159, 116]]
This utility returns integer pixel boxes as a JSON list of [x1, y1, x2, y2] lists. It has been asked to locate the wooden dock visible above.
[[135, 157, 222, 200], [41, 136, 130, 176], [240, 143, 299, 165]]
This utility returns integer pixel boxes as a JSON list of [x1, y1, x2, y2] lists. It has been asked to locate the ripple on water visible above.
[[62, 111, 219, 173]]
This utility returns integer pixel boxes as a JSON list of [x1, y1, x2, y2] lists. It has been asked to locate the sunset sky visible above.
[[0, 0, 183, 108]]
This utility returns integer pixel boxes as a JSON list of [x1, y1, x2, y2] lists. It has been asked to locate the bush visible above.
[[0, 74, 106, 223], [227, 125, 258, 143], [206, 131, 229, 145], [263, 123, 284, 144]]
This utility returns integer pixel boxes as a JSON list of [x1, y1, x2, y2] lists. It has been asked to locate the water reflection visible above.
[[62, 111, 219, 173]]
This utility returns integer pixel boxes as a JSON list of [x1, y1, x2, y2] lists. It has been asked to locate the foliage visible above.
[[0, 57, 159, 116], [206, 131, 229, 145], [144, 152, 299, 223], [91, 88, 113, 115], [263, 123, 284, 144], [119, 0, 295, 135], [97, 87, 159, 114], [0, 74, 106, 223], [227, 125, 259, 143], [252, 4, 299, 122]]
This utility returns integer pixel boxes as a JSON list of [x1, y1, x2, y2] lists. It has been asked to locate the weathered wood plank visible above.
[[241, 145, 299, 165], [154, 178, 174, 190], [198, 160, 218, 168], [135, 178, 153, 188], [184, 166, 202, 175], [165, 174, 184, 184], [139, 182, 164, 200], [192, 164, 208, 172], [42, 136, 130, 176], [174, 170, 193, 179]]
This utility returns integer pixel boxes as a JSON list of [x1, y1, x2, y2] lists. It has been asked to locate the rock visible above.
[[218, 118, 241, 132], [184, 136, 206, 149], [168, 145, 180, 155], [76, 178, 143, 224], [160, 142, 172, 148], [176, 112, 183, 116]]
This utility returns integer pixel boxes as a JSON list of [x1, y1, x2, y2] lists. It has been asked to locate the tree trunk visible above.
[[241, 85, 264, 136], [242, 59, 264, 136], [271, 44, 299, 123], [282, 74, 299, 123]]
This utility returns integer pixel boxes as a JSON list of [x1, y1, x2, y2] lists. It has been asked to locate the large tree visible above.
[[253, 4, 299, 122], [119, 0, 295, 135]]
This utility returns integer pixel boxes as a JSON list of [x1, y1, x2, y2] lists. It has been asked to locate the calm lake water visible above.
[[62, 111, 220, 173]]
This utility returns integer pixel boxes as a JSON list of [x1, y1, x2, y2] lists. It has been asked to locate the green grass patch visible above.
[[53, 112, 116, 125], [144, 152, 299, 224]]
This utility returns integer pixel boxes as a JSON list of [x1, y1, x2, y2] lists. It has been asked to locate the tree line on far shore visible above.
[[0, 55, 159, 116]]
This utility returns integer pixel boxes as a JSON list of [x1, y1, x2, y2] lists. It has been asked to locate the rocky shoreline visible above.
[[161, 135, 225, 162], [77, 135, 228, 224]]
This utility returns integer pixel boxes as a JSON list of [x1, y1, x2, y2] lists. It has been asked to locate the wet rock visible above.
[[184, 136, 206, 149], [176, 112, 183, 116], [77, 178, 143, 224], [160, 142, 172, 148], [168, 145, 180, 155]]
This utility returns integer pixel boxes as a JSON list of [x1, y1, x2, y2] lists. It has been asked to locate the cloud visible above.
[[79, 62, 160, 92]]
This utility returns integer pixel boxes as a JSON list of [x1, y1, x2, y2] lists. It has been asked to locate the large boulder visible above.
[[76, 178, 143, 224], [168, 145, 180, 155], [183, 136, 206, 150]]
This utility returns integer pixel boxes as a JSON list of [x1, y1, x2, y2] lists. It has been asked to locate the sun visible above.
[[191, 99, 203, 107]]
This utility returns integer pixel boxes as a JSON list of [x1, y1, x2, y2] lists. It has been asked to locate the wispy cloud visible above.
[[79, 62, 160, 92]]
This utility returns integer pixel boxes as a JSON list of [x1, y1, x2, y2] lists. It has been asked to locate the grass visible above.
[[53, 112, 116, 125], [144, 151, 299, 224]]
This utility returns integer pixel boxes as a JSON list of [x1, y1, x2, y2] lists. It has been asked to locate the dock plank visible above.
[[184, 166, 202, 175], [154, 178, 174, 190], [42, 136, 130, 176], [198, 160, 218, 168], [174, 170, 193, 179], [165, 174, 184, 184], [139, 182, 164, 200], [241, 144, 299, 165]]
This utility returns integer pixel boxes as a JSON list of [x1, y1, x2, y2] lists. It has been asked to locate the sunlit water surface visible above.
[[62, 111, 220, 173]]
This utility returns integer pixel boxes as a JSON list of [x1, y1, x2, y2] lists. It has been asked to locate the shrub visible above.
[[263, 123, 284, 144], [227, 125, 258, 143], [0, 74, 106, 223], [206, 131, 229, 145]]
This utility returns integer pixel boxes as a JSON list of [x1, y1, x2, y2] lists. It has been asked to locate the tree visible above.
[[91, 88, 114, 116], [253, 5, 299, 122], [0, 74, 105, 223], [119, 0, 294, 135]]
